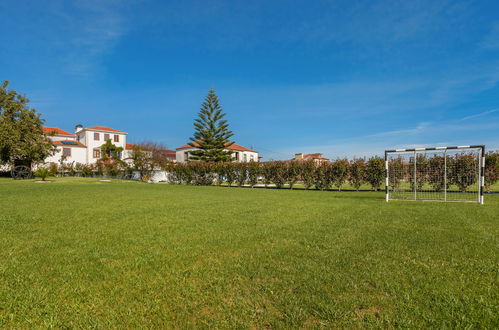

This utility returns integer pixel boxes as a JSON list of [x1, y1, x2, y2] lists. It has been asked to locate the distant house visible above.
[[44, 125, 128, 165], [294, 153, 329, 164], [176, 142, 259, 163], [126, 143, 176, 162]]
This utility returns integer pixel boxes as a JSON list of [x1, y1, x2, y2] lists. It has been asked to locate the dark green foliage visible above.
[[314, 162, 333, 191], [366, 156, 385, 191], [188, 89, 234, 162], [485, 151, 499, 192], [234, 162, 247, 187], [34, 167, 50, 181], [261, 162, 274, 187], [349, 158, 366, 190], [409, 154, 428, 190], [427, 155, 446, 191], [0, 81, 54, 166], [269, 161, 287, 188], [331, 159, 350, 191], [285, 161, 301, 189], [388, 156, 405, 189], [449, 153, 478, 192], [299, 160, 316, 189], [246, 161, 260, 187]]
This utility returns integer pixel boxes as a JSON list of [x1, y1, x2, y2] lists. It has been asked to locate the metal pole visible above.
[[414, 151, 417, 200], [444, 150, 447, 202], [480, 146, 485, 204], [385, 151, 389, 202]]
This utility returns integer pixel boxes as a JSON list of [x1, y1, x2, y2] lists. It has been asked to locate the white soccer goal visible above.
[[385, 146, 485, 204]]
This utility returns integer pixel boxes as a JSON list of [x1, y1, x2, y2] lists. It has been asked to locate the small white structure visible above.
[[176, 142, 259, 163]]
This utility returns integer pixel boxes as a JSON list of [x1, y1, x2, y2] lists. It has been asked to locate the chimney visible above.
[[75, 124, 83, 133], [295, 153, 303, 160]]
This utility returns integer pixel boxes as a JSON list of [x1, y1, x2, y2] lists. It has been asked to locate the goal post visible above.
[[385, 145, 485, 204]]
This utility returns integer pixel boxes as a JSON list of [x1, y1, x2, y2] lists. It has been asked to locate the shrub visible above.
[[299, 160, 316, 189], [314, 162, 333, 191], [485, 151, 499, 192], [286, 161, 301, 189], [331, 159, 349, 191], [260, 162, 273, 187], [233, 163, 248, 187], [350, 158, 366, 191], [366, 156, 385, 191], [449, 153, 477, 192], [48, 163, 58, 177], [387, 156, 404, 190], [34, 167, 50, 181], [270, 161, 287, 189], [247, 161, 260, 187]]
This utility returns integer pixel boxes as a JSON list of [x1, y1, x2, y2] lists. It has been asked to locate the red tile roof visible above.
[[303, 153, 329, 160], [42, 126, 74, 136], [86, 126, 126, 133], [52, 140, 86, 148], [177, 142, 257, 152]]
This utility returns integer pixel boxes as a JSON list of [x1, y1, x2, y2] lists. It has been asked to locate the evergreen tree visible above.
[[0, 81, 54, 166], [188, 89, 234, 162]]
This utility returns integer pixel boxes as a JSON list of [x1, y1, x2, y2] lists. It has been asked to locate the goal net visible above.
[[385, 146, 485, 204]]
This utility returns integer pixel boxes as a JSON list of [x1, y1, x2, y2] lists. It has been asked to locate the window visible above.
[[94, 133, 100, 141], [243, 154, 247, 162], [114, 135, 119, 142], [62, 148, 71, 157], [250, 155, 255, 162], [104, 134, 110, 141], [93, 149, 101, 158], [184, 151, 189, 160], [234, 152, 239, 161]]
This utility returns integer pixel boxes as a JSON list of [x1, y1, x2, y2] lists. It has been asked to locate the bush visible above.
[[34, 167, 50, 181], [331, 159, 349, 191], [299, 160, 316, 189], [286, 161, 301, 189], [485, 151, 499, 192], [366, 156, 385, 191], [247, 162, 260, 187], [314, 162, 333, 191], [349, 158, 366, 191]]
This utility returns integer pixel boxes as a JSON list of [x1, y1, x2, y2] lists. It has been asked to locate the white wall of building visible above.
[[45, 146, 87, 165], [176, 147, 259, 163], [75, 128, 127, 164]]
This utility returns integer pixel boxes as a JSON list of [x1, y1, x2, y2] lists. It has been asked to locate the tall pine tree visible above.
[[188, 89, 234, 162]]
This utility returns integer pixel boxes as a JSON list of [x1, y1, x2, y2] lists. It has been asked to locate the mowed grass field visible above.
[[0, 178, 497, 328]]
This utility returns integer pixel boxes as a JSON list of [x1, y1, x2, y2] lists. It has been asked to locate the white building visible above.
[[176, 142, 259, 163], [44, 125, 130, 165]]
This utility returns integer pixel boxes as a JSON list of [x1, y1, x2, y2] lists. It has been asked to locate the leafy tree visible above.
[[388, 156, 405, 190], [366, 156, 385, 191], [0, 81, 54, 166], [261, 162, 274, 187], [350, 158, 367, 191], [331, 159, 349, 191], [314, 162, 333, 191], [286, 161, 301, 189], [485, 151, 499, 192], [299, 160, 316, 190], [188, 89, 234, 162], [234, 162, 247, 187], [427, 155, 446, 191], [449, 153, 477, 192], [270, 161, 287, 189], [247, 161, 260, 187]]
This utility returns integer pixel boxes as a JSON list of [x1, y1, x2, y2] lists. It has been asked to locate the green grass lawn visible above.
[[0, 178, 497, 328]]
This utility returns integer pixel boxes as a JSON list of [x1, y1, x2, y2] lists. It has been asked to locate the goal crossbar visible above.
[[385, 145, 485, 204]]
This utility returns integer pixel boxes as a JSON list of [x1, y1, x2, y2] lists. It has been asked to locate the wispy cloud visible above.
[[459, 108, 499, 121], [52, 0, 133, 76]]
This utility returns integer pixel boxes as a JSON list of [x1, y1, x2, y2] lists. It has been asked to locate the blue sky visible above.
[[1, 0, 498, 159]]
